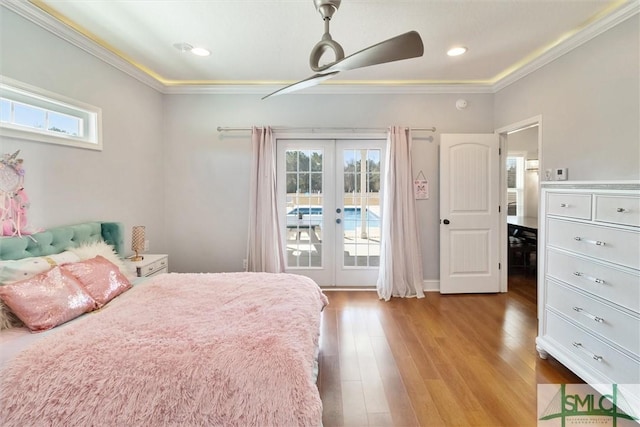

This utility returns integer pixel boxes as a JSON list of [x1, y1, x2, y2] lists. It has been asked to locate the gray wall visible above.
[[495, 17, 639, 181], [162, 93, 494, 279], [2, 6, 638, 284], [0, 9, 166, 254]]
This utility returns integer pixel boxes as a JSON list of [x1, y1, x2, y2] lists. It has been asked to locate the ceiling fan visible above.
[[262, 0, 424, 99]]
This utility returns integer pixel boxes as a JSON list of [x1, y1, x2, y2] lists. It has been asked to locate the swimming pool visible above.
[[286, 206, 380, 231], [342, 207, 380, 231]]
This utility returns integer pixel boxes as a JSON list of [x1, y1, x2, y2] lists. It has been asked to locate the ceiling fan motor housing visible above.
[[310, 0, 344, 72], [314, 0, 341, 20]]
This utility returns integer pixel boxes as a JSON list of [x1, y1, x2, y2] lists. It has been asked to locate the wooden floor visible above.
[[316, 273, 583, 427]]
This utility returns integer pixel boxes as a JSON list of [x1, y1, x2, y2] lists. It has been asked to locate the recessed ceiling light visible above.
[[447, 46, 467, 57], [173, 42, 193, 53], [190, 47, 211, 57], [173, 42, 210, 57]]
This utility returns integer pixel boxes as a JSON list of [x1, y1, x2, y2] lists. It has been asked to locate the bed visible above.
[[0, 222, 327, 426]]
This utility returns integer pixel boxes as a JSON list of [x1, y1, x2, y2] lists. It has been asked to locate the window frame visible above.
[[0, 76, 102, 151], [506, 153, 526, 216]]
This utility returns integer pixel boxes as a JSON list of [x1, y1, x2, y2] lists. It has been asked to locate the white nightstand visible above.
[[125, 254, 168, 278]]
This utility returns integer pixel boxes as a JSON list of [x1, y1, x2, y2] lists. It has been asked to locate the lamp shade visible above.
[[131, 226, 145, 252]]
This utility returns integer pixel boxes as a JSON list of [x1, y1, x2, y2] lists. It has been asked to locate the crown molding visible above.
[[2, 0, 165, 93], [162, 83, 494, 95], [4, 0, 638, 96], [493, 0, 639, 92]]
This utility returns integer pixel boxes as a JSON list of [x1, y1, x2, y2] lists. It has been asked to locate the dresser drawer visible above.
[[547, 218, 640, 270], [594, 195, 640, 227], [546, 280, 639, 355], [546, 248, 640, 313], [547, 193, 592, 220], [544, 309, 640, 384]]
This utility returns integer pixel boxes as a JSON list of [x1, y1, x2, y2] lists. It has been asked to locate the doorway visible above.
[[276, 138, 386, 286], [497, 116, 542, 296]]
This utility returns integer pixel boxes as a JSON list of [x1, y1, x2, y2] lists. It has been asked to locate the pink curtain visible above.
[[377, 126, 424, 300], [246, 126, 285, 273]]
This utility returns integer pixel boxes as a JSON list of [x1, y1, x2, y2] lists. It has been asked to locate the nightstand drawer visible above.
[[141, 257, 168, 277], [594, 195, 640, 227], [126, 254, 169, 278], [547, 193, 592, 220]]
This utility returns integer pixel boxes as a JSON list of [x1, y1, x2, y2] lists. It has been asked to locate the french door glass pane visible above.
[[285, 149, 323, 268], [342, 149, 381, 268]]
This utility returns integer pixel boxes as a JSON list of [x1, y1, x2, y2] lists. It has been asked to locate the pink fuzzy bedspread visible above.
[[0, 272, 328, 426]]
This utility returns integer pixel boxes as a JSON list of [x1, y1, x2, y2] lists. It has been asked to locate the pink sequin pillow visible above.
[[0, 266, 96, 332], [62, 256, 132, 308]]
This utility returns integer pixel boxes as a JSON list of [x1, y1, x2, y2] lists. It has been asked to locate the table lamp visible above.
[[131, 225, 145, 261]]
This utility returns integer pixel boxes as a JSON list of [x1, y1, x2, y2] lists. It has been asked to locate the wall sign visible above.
[[414, 170, 429, 200]]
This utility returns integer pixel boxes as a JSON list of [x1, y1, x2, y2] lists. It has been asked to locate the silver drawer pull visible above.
[[574, 237, 605, 246], [560, 203, 569, 208], [572, 342, 603, 362], [572, 272, 605, 284], [616, 207, 627, 213], [572, 307, 604, 323]]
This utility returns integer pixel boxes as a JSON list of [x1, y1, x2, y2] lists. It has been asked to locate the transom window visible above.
[[0, 76, 102, 150]]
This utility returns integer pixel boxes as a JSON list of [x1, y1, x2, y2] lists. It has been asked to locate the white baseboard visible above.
[[319, 281, 440, 293], [423, 280, 440, 292]]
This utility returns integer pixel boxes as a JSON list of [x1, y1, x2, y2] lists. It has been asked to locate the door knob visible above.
[[336, 218, 342, 224], [443, 219, 450, 225], [336, 208, 342, 213]]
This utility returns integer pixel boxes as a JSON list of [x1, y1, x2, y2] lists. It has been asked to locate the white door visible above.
[[440, 133, 500, 293], [276, 138, 385, 286]]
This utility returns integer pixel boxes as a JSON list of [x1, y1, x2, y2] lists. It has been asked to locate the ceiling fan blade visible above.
[[325, 31, 424, 73], [262, 71, 339, 99]]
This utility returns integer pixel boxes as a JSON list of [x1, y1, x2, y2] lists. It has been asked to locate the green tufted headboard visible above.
[[0, 222, 124, 261]]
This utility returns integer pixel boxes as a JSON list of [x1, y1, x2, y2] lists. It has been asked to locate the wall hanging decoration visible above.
[[413, 170, 429, 200], [0, 150, 33, 236]]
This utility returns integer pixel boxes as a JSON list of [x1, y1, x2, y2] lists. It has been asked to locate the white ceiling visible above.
[[11, 0, 639, 94]]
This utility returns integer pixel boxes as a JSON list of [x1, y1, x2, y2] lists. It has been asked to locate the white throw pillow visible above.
[[67, 241, 135, 280], [0, 251, 80, 284]]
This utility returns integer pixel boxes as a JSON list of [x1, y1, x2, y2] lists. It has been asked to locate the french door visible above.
[[276, 138, 385, 286]]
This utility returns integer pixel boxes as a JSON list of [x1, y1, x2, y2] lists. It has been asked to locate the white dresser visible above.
[[536, 182, 640, 410]]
